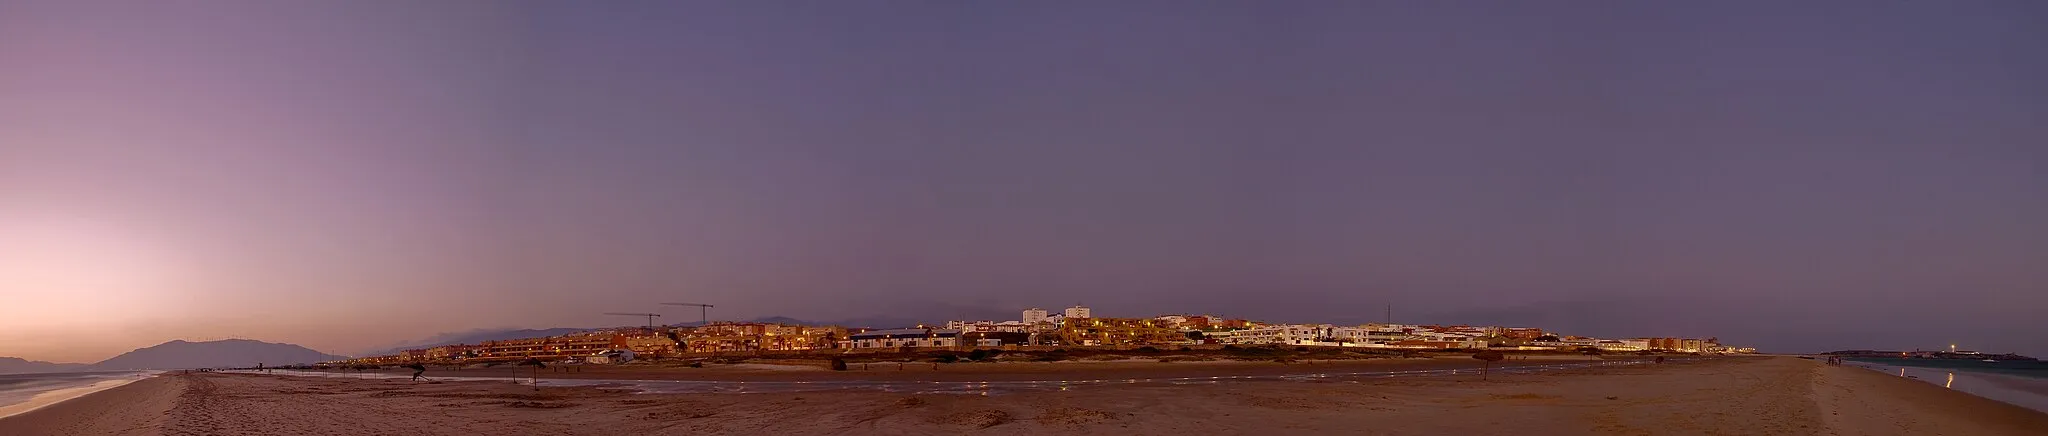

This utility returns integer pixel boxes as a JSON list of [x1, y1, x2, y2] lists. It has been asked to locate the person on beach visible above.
[[404, 363, 427, 381]]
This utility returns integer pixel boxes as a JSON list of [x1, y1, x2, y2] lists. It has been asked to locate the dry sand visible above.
[[2, 356, 2042, 435]]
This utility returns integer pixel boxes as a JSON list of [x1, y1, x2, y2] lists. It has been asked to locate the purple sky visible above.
[[3, 1, 2043, 363]]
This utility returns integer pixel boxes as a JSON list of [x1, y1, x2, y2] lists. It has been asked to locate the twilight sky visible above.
[[2, 1, 2043, 363]]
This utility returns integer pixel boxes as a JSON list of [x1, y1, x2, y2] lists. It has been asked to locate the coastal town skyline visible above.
[[0, 298, 1909, 365], [6, 2, 2045, 365], [6, 2, 2047, 434], [325, 303, 1766, 368]]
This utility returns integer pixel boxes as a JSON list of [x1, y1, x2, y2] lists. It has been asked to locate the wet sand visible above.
[[0, 374, 152, 420], [1840, 362, 2048, 413], [3, 356, 2043, 435], [0, 376, 181, 436]]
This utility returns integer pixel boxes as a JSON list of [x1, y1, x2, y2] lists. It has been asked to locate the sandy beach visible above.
[[2, 356, 2042, 435]]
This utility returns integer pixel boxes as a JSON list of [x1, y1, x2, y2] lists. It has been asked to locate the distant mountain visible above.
[[815, 316, 933, 329], [0, 357, 91, 374], [92, 339, 348, 370], [368, 316, 941, 356], [675, 316, 934, 329], [746, 316, 811, 325]]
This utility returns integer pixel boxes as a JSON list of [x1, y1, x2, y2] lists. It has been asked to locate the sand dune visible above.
[[1, 357, 2041, 435]]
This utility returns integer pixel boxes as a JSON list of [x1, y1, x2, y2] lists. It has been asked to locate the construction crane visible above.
[[604, 312, 662, 329], [661, 303, 714, 326]]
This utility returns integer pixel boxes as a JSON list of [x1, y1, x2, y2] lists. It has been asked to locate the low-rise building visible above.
[[683, 335, 759, 353], [424, 345, 475, 362], [963, 331, 1031, 347], [1222, 325, 1325, 345], [1382, 340, 1470, 349], [1594, 340, 1647, 352], [674, 322, 845, 353], [1152, 315, 1190, 329], [945, 320, 1031, 333], [1498, 327, 1547, 340], [847, 328, 961, 349], [622, 334, 680, 357], [1211, 318, 1254, 330], [759, 325, 846, 351], [1057, 317, 1183, 346], [548, 332, 627, 356], [1042, 314, 1066, 326], [477, 337, 554, 360]]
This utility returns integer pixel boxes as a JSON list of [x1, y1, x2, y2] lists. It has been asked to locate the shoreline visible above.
[[6, 357, 2045, 435], [0, 379, 140, 419], [0, 376, 182, 436], [1842, 361, 2048, 412], [0, 372, 156, 420]]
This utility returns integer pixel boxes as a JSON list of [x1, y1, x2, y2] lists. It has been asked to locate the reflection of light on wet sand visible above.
[[0, 377, 149, 419], [1846, 362, 2048, 413]]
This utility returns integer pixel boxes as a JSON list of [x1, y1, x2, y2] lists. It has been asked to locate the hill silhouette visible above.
[[91, 339, 347, 370], [363, 315, 935, 356], [360, 327, 594, 357], [0, 357, 91, 374]]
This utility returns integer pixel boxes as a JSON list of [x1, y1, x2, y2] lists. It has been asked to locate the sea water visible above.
[[0, 371, 156, 419], [1845, 358, 2048, 413]]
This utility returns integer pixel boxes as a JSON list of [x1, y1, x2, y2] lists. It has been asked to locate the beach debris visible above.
[[1605, 396, 1620, 400], [936, 409, 1012, 428], [1038, 407, 1116, 426], [897, 396, 926, 407]]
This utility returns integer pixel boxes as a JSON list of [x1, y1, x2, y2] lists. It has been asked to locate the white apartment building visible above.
[[1022, 308, 1049, 324], [1064, 305, 1091, 319]]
